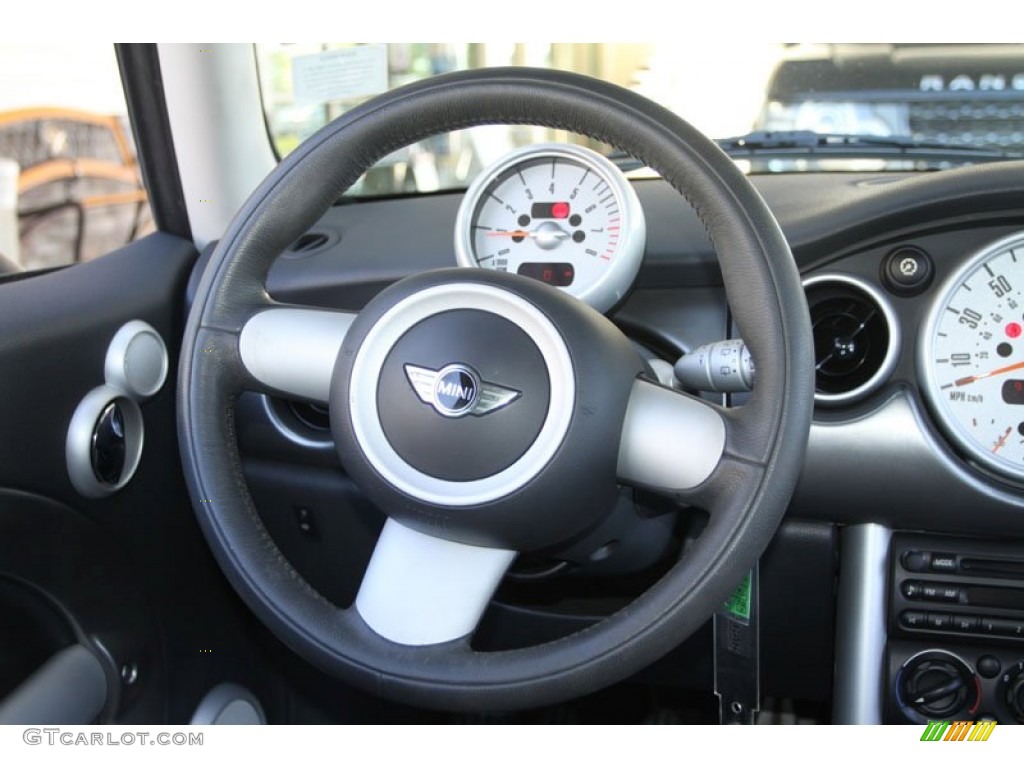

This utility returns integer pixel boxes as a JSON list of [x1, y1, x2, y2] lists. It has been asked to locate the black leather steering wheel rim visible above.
[[178, 67, 814, 711]]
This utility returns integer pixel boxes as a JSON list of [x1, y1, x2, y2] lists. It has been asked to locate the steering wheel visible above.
[[178, 68, 813, 712]]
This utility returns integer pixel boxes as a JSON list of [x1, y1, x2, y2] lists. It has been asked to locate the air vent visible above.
[[260, 396, 334, 449], [283, 231, 334, 258], [803, 274, 900, 405], [288, 400, 330, 432]]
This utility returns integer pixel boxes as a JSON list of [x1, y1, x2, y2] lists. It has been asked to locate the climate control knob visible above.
[[1000, 661, 1024, 723], [896, 651, 979, 723]]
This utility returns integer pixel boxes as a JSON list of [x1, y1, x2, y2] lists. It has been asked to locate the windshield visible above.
[[256, 43, 1024, 197]]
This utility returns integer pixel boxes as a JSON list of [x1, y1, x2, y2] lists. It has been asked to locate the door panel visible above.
[[0, 235, 284, 723], [0, 234, 191, 498]]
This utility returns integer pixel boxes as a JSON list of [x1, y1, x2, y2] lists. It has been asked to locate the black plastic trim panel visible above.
[[115, 44, 192, 241]]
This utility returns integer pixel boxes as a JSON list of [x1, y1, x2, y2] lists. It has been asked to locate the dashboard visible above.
[[221, 159, 1024, 533], [193, 155, 1024, 723]]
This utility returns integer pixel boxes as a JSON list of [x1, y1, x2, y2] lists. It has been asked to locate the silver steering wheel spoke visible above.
[[355, 519, 516, 646], [616, 378, 728, 495], [238, 306, 357, 402]]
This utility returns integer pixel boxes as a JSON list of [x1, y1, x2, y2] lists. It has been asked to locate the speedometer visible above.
[[921, 232, 1024, 482], [454, 143, 645, 313]]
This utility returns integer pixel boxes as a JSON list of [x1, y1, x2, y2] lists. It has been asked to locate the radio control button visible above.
[[990, 619, 1024, 638], [921, 583, 942, 600], [900, 611, 928, 629], [901, 550, 931, 572], [940, 585, 962, 602], [930, 553, 958, 573], [979, 617, 999, 634], [952, 614, 979, 632]]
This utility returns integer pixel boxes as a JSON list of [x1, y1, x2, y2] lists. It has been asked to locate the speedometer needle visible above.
[[993, 426, 1012, 453], [954, 360, 1024, 387]]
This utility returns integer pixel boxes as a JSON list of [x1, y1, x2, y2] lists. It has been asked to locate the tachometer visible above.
[[454, 144, 645, 313], [921, 232, 1024, 482]]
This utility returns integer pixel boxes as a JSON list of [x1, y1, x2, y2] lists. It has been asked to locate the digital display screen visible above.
[[517, 262, 575, 287], [1002, 379, 1024, 405], [531, 202, 570, 220]]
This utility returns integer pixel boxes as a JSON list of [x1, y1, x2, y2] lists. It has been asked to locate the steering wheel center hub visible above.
[[374, 307, 551, 482], [333, 274, 575, 508], [329, 268, 644, 550]]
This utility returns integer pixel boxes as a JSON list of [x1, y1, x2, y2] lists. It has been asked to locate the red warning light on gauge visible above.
[[1006, 322, 1022, 339], [531, 202, 570, 219]]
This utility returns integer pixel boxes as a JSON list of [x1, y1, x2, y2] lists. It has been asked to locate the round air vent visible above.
[[803, 274, 900, 405], [289, 400, 330, 432], [260, 395, 334, 449], [66, 385, 144, 497]]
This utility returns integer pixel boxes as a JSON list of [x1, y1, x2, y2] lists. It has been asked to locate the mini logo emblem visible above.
[[404, 363, 520, 418], [433, 365, 478, 416]]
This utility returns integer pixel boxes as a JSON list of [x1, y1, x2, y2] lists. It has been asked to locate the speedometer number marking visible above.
[[989, 275, 1012, 297]]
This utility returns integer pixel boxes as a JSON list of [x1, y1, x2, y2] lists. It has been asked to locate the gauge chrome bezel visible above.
[[919, 230, 1024, 482], [454, 143, 646, 314]]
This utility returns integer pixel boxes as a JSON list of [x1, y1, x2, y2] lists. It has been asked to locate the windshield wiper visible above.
[[716, 130, 1023, 164], [605, 130, 1022, 173]]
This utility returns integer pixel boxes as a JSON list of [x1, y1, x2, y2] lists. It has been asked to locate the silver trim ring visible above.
[[803, 272, 901, 406], [348, 282, 575, 507], [259, 394, 335, 450], [66, 384, 144, 498], [454, 143, 646, 314]]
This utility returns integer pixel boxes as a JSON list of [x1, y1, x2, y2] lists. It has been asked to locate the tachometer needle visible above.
[[954, 360, 1024, 387], [993, 426, 1012, 453], [485, 229, 569, 239]]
